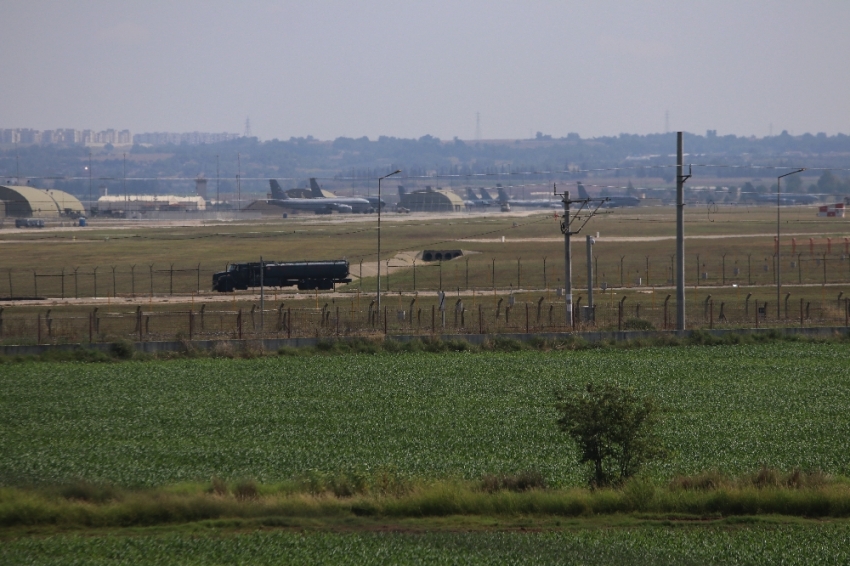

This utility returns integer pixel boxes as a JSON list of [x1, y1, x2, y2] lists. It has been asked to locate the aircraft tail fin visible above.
[[398, 186, 406, 197], [577, 182, 590, 200], [497, 186, 510, 203], [309, 178, 323, 197], [479, 188, 493, 201], [269, 179, 289, 200], [466, 188, 478, 200]]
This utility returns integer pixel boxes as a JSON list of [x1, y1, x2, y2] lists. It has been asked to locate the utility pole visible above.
[[260, 256, 264, 336], [554, 183, 607, 327], [564, 190, 572, 326], [676, 132, 691, 331], [88, 152, 92, 215], [236, 153, 241, 213], [216, 154, 220, 203], [123, 153, 127, 206], [586, 235, 595, 322]]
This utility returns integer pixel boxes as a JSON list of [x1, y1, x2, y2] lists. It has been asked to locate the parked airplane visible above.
[[268, 180, 371, 214], [309, 178, 384, 210], [496, 186, 561, 209], [577, 182, 640, 207], [748, 192, 822, 206], [479, 188, 497, 204], [465, 188, 491, 207]]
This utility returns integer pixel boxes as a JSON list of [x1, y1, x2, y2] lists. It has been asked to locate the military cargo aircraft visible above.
[[268, 180, 371, 214], [309, 178, 384, 210], [577, 182, 640, 207]]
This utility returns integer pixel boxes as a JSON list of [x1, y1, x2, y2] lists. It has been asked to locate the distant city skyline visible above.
[[2, 1, 848, 142]]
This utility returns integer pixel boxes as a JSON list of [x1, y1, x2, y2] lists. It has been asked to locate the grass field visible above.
[[5, 339, 850, 561], [3, 343, 850, 487], [5, 524, 850, 565], [2, 204, 850, 298]]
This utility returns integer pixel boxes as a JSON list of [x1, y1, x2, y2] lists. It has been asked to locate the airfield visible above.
[[2, 201, 850, 344]]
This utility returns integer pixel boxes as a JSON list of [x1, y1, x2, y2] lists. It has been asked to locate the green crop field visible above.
[[5, 342, 850, 562], [4, 525, 850, 566], [3, 343, 850, 487]]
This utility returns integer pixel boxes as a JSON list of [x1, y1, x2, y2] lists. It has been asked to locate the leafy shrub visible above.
[[109, 339, 135, 360], [210, 476, 229, 496], [555, 382, 666, 487], [480, 470, 546, 493], [623, 318, 655, 331], [234, 479, 258, 500], [58, 481, 121, 503]]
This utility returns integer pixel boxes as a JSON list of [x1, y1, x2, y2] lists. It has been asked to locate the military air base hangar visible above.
[[398, 186, 464, 212], [0, 185, 85, 219]]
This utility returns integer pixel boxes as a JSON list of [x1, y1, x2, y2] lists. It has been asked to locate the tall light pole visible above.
[[88, 152, 92, 215], [377, 169, 401, 319], [777, 168, 805, 318]]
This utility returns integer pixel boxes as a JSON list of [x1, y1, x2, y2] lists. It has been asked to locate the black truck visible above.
[[212, 260, 352, 292]]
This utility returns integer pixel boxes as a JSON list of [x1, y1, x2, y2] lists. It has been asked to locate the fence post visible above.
[[237, 308, 243, 340], [112, 266, 117, 298], [61, 268, 65, 299], [8, 269, 13, 299], [384, 306, 388, 335], [149, 265, 154, 297], [137, 307, 142, 342], [287, 307, 291, 339], [170, 264, 174, 295], [197, 263, 201, 294], [93, 266, 98, 298], [33, 271, 38, 298], [189, 309, 194, 341], [37, 313, 41, 344], [431, 305, 435, 334], [618, 296, 626, 331], [800, 298, 804, 328], [478, 304, 483, 334], [525, 302, 529, 334], [131, 265, 135, 298]]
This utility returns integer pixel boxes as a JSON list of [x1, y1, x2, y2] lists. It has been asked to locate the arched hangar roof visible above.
[[0, 185, 85, 218], [399, 188, 464, 212]]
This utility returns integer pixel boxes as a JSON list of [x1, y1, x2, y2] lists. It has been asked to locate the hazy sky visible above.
[[2, 1, 848, 141]]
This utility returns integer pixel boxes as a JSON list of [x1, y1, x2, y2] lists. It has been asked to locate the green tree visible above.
[[555, 382, 665, 487]]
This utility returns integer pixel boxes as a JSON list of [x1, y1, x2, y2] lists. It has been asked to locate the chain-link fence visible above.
[[2, 292, 849, 346], [6, 247, 850, 301]]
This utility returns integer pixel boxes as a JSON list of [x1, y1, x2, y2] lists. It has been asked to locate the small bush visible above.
[[276, 345, 300, 356], [555, 382, 666, 487], [210, 476, 229, 496], [491, 337, 527, 352], [669, 470, 728, 491], [329, 471, 369, 498], [480, 470, 546, 493], [623, 318, 655, 331], [58, 481, 121, 503], [109, 339, 135, 360], [233, 479, 258, 501]]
